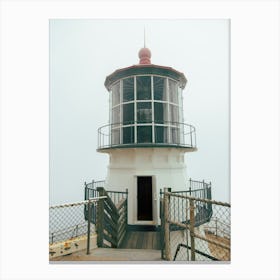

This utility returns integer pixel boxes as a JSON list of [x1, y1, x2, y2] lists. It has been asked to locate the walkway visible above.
[[51, 231, 162, 262], [51, 248, 162, 262], [120, 230, 161, 250]]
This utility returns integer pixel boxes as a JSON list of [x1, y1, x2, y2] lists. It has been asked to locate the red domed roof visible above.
[[138, 47, 151, 64]]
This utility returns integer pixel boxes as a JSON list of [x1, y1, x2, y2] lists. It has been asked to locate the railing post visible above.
[[185, 197, 190, 261], [160, 190, 165, 259], [125, 188, 128, 226], [96, 187, 105, 247], [202, 180, 206, 199], [86, 199, 92, 255], [91, 179, 96, 198], [189, 178, 192, 196], [164, 187, 171, 261], [189, 198, 196, 261], [84, 182, 87, 200]]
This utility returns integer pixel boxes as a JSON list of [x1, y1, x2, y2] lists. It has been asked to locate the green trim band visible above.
[[105, 65, 187, 90], [97, 143, 197, 152]]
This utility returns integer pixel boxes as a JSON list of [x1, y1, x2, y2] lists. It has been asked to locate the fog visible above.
[[49, 19, 230, 205]]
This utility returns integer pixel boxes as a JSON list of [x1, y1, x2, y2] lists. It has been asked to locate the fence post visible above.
[[189, 178, 192, 196], [189, 198, 196, 261], [185, 197, 190, 261], [86, 199, 92, 255], [164, 187, 171, 261], [96, 187, 105, 247]]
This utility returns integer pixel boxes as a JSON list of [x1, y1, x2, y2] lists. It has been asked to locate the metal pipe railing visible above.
[[97, 121, 196, 150]]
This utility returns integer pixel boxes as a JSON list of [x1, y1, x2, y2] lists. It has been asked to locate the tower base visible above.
[[103, 147, 189, 226]]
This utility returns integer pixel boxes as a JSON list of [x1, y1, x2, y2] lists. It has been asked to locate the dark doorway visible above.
[[137, 176, 153, 221]]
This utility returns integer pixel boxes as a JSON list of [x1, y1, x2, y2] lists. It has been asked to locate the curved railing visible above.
[[97, 121, 196, 150], [160, 179, 213, 230]]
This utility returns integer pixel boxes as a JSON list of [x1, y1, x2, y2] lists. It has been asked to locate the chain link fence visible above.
[[162, 189, 230, 262], [49, 196, 106, 258], [49, 200, 93, 244], [195, 202, 230, 261]]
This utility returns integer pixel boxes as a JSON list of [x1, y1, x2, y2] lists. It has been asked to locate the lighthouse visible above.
[[97, 46, 197, 228]]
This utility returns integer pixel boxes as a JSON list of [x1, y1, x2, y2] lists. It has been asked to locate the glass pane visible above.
[[154, 76, 167, 101], [112, 106, 120, 124], [123, 77, 134, 102], [171, 127, 179, 144], [137, 76, 151, 100], [123, 103, 134, 125], [169, 79, 178, 104], [112, 82, 120, 106], [154, 102, 168, 124], [137, 126, 152, 143], [170, 104, 179, 124], [111, 128, 120, 145], [155, 126, 168, 143], [123, 126, 134, 144], [137, 102, 152, 123]]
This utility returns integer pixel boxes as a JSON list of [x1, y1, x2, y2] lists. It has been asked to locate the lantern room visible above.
[[98, 47, 196, 151]]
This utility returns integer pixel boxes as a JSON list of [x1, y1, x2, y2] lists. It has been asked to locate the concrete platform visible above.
[[50, 248, 162, 262]]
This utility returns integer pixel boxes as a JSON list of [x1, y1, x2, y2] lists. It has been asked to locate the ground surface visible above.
[[51, 231, 163, 262], [50, 248, 162, 262], [204, 231, 230, 261]]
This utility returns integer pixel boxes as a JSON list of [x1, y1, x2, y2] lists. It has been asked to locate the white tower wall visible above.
[[103, 148, 188, 225]]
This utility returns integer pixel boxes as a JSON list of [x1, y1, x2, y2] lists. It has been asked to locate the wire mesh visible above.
[[166, 193, 190, 261], [164, 191, 230, 262], [49, 200, 97, 244], [197, 202, 231, 261]]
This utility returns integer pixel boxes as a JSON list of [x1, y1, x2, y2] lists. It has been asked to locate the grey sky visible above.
[[50, 19, 229, 205]]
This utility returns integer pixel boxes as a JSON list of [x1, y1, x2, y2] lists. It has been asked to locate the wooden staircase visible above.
[[96, 187, 128, 248]]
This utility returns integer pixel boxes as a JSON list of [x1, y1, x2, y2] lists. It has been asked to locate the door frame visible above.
[[134, 175, 157, 225]]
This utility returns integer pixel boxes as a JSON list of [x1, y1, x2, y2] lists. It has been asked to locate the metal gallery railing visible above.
[[97, 121, 196, 150], [85, 180, 128, 206], [167, 179, 212, 199]]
